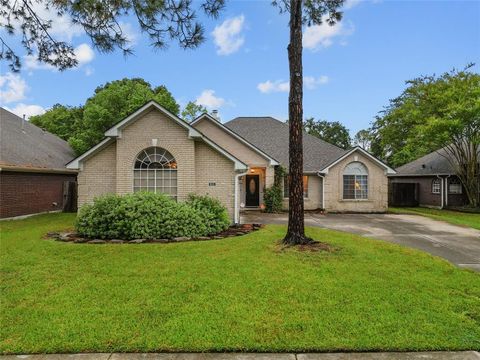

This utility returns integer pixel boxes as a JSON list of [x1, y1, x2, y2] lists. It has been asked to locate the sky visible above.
[[0, 0, 479, 136]]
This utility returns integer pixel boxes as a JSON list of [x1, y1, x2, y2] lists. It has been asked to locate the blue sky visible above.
[[1, 0, 479, 136]]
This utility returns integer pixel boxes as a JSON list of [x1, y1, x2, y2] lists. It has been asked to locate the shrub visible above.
[[75, 192, 231, 240], [186, 194, 230, 235], [264, 186, 283, 213]]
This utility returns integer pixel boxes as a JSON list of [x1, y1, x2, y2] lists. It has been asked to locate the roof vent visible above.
[[421, 164, 426, 169], [211, 109, 219, 121], [21, 114, 26, 133]]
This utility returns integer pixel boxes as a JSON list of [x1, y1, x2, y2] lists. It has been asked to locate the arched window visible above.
[[343, 162, 368, 199], [448, 177, 462, 194], [431, 179, 441, 194], [133, 147, 177, 199]]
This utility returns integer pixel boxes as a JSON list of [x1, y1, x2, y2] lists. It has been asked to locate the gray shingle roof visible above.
[[224, 117, 347, 172], [395, 148, 456, 175], [0, 108, 75, 170]]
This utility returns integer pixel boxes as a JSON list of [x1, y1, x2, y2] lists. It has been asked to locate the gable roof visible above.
[[191, 114, 279, 166], [320, 146, 396, 174], [224, 116, 348, 172], [0, 108, 76, 172], [66, 101, 247, 171], [393, 148, 458, 176]]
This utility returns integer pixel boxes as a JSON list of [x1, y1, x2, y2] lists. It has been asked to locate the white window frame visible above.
[[448, 178, 462, 194], [283, 175, 309, 198], [133, 147, 178, 199], [343, 162, 368, 200], [432, 179, 441, 194]]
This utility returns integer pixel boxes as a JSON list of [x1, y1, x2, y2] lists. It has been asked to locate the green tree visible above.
[[304, 118, 351, 149], [31, 78, 179, 155], [70, 78, 179, 154], [353, 129, 372, 151], [182, 101, 207, 122], [272, 0, 344, 245], [371, 65, 480, 207], [30, 104, 83, 141]]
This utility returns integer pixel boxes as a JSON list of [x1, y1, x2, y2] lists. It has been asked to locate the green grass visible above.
[[1, 213, 479, 354], [389, 207, 480, 230]]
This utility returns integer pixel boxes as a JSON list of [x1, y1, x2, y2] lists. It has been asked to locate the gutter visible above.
[[0, 165, 78, 175], [234, 170, 249, 224]]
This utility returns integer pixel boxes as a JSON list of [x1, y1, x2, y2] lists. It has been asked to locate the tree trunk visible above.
[[283, 0, 311, 245]]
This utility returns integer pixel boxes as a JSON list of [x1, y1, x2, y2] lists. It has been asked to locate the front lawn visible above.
[[1, 213, 479, 354], [389, 207, 480, 230]]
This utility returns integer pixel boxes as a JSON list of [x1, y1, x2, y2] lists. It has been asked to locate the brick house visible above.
[[67, 101, 396, 223], [388, 149, 471, 208], [0, 108, 77, 219]]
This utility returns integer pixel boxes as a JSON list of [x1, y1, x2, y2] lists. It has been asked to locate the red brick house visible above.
[[0, 108, 77, 219], [388, 148, 472, 208]]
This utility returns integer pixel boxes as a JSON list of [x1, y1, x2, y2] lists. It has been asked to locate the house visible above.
[[388, 148, 470, 208], [66, 101, 396, 223], [0, 108, 77, 219]]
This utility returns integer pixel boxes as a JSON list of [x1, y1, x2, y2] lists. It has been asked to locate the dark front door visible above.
[[245, 175, 260, 207]]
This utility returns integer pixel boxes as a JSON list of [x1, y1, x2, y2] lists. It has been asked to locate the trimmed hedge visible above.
[[76, 192, 230, 240]]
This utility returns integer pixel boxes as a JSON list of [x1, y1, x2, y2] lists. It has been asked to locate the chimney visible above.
[[21, 114, 26, 133], [211, 110, 219, 121]]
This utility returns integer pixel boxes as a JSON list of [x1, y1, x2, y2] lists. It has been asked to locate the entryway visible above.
[[245, 174, 260, 207]]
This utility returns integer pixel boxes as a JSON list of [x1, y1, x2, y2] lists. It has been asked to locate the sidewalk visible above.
[[1, 352, 479, 359]]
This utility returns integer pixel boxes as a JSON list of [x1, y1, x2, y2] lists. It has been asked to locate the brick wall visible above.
[[323, 151, 389, 212], [77, 142, 117, 206], [0, 171, 76, 218]]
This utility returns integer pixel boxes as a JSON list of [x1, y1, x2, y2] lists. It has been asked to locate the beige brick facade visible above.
[[282, 175, 323, 211], [77, 141, 116, 206], [195, 142, 236, 219], [76, 109, 238, 221], [323, 151, 388, 212]]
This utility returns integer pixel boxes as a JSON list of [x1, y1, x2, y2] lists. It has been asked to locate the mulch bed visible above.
[[45, 223, 263, 244]]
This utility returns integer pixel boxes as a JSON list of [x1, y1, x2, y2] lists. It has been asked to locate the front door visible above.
[[245, 175, 260, 207]]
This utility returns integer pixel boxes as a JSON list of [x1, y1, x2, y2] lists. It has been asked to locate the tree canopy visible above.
[[303, 118, 351, 149], [369, 65, 479, 168], [31, 78, 179, 155], [369, 65, 480, 206], [181, 101, 207, 123]]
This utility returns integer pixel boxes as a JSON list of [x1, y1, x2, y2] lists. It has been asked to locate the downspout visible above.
[[234, 170, 249, 224], [445, 175, 451, 208], [317, 173, 325, 210], [436, 175, 444, 209]]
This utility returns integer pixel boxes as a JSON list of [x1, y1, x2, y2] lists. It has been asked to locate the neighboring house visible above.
[[0, 108, 77, 219], [388, 149, 470, 208], [66, 101, 396, 223]]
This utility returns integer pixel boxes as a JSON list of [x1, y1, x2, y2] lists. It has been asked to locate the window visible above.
[[431, 179, 441, 194], [284, 175, 309, 198], [343, 162, 368, 200], [448, 178, 462, 194], [133, 147, 177, 199]]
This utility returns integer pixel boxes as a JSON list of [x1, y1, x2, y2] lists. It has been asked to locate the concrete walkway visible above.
[[241, 212, 480, 271], [1, 352, 479, 359]]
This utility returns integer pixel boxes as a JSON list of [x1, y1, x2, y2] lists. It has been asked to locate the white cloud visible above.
[[344, 0, 361, 9], [257, 80, 289, 94], [0, 73, 28, 104], [74, 43, 95, 65], [304, 75, 329, 89], [258, 76, 329, 93], [303, 18, 354, 51], [195, 90, 226, 109], [5, 103, 46, 119], [84, 66, 94, 76], [24, 43, 94, 71], [119, 21, 139, 45], [212, 15, 245, 55]]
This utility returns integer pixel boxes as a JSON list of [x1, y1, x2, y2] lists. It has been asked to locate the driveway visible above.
[[241, 212, 480, 272]]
